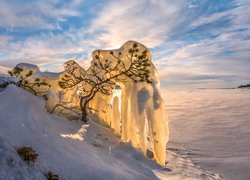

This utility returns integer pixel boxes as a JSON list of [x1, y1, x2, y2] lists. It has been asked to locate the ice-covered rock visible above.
[[12, 41, 169, 166]]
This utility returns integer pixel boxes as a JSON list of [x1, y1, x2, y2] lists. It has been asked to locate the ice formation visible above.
[[13, 41, 169, 166]]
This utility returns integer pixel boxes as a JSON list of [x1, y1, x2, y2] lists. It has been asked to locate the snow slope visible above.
[[0, 85, 220, 179], [163, 89, 250, 180]]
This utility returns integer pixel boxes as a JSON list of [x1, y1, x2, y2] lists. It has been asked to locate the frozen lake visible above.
[[163, 89, 250, 180]]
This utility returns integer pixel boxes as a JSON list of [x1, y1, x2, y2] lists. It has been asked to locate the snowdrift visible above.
[[0, 85, 155, 179]]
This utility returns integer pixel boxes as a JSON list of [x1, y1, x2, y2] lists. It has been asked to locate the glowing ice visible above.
[[14, 41, 169, 166]]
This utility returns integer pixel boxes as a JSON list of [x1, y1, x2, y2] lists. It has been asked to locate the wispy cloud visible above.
[[0, 0, 82, 30], [153, 0, 250, 87], [88, 0, 185, 48], [0, 35, 12, 49]]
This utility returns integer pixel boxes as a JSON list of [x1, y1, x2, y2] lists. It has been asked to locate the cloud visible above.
[[0, 35, 12, 48], [155, 35, 250, 87], [0, 0, 82, 30], [191, 2, 250, 35], [88, 0, 185, 48], [159, 67, 246, 82], [158, 66, 249, 89], [0, 28, 93, 70], [152, 0, 250, 87]]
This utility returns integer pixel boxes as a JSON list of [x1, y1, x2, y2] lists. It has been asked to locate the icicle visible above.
[[111, 96, 121, 136]]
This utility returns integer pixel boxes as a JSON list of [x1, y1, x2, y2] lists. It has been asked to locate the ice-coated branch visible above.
[[0, 66, 51, 99], [58, 42, 152, 122]]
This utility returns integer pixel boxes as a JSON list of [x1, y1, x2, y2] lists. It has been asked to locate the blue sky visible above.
[[0, 0, 249, 88]]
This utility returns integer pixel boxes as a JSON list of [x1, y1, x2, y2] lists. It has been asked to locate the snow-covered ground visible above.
[[163, 89, 250, 180], [0, 85, 222, 179]]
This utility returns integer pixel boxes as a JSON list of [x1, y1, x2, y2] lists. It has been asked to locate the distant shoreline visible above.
[[238, 84, 250, 89]]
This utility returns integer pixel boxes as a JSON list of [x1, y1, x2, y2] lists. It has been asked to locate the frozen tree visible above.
[[58, 43, 152, 122], [8, 41, 169, 166], [0, 66, 50, 99], [50, 90, 82, 117]]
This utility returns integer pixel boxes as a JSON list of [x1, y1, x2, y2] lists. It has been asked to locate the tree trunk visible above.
[[80, 97, 88, 122], [80, 91, 96, 122], [81, 104, 88, 122]]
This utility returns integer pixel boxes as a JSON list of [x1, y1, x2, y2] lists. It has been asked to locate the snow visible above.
[[0, 66, 10, 76], [0, 66, 11, 91], [0, 85, 148, 179], [163, 89, 250, 180], [0, 85, 220, 179], [0, 136, 45, 179]]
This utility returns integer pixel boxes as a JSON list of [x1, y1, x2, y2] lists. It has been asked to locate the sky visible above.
[[0, 0, 249, 88]]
